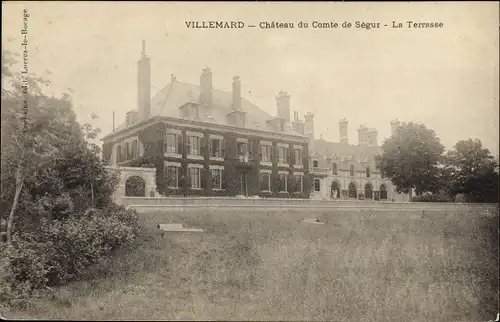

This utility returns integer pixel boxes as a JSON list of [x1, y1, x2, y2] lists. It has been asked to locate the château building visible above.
[[102, 41, 407, 201], [101, 41, 311, 198]]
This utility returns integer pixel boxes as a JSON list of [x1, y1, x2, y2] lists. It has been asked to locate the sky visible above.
[[3, 2, 499, 155]]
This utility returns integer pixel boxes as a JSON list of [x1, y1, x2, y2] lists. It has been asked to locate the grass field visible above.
[[3, 208, 499, 321]]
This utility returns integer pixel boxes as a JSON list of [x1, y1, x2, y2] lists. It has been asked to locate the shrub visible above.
[[411, 194, 453, 202], [0, 205, 139, 307]]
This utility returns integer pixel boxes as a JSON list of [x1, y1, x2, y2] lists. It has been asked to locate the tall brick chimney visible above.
[[276, 91, 291, 122], [137, 40, 151, 120], [232, 76, 241, 110], [304, 112, 315, 151], [358, 125, 369, 145], [292, 111, 305, 134], [200, 67, 213, 108], [358, 125, 378, 146], [339, 118, 348, 144]]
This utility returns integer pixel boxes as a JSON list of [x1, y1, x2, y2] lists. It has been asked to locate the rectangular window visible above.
[[366, 167, 371, 178], [188, 136, 200, 155], [210, 138, 222, 158], [189, 167, 201, 189], [116, 145, 121, 162], [261, 145, 271, 162], [132, 140, 138, 158], [314, 179, 321, 192], [279, 174, 287, 192], [211, 168, 222, 190], [237, 141, 247, 156], [332, 163, 338, 175], [293, 175, 303, 192], [260, 172, 271, 191], [278, 147, 288, 164], [125, 143, 130, 160], [294, 149, 302, 165], [166, 166, 179, 188], [350, 164, 355, 177], [165, 133, 179, 154]]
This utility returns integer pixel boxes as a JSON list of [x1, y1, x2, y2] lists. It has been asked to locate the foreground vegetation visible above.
[[1, 50, 139, 307], [3, 208, 498, 321]]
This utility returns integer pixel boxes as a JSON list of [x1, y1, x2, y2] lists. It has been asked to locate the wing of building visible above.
[[102, 41, 311, 198], [102, 41, 408, 201]]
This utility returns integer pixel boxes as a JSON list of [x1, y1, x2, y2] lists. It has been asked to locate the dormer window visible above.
[[180, 103, 199, 120]]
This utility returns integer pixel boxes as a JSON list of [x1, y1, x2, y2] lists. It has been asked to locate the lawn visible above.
[[3, 208, 499, 321]]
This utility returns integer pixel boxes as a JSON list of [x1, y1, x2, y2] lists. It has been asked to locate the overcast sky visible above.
[[3, 2, 499, 155]]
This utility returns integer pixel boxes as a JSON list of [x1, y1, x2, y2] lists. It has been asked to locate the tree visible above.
[[1, 50, 68, 243], [375, 122, 445, 199], [443, 139, 499, 202], [1, 50, 118, 242]]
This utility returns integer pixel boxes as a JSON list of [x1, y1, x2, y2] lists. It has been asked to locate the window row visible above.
[[259, 172, 304, 193], [310, 161, 372, 178], [164, 166, 304, 193], [116, 140, 139, 163], [164, 133, 304, 165]]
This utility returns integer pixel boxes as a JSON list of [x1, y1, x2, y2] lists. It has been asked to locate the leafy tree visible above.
[[375, 122, 445, 199], [443, 139, 499, 202], [1, 50, 137, 305], [1, 50, 118, 242]]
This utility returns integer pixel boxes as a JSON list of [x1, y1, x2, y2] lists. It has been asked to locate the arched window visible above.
[[364, 182, 373, 199], [125, 176, 146, 197], [332, 163, 338, 175], [380, 184, 387, 200], [313, 160, 319, 168], [331, 181, 340, 198], [366, 167, 371, 178], [348, 182, 357, 199]]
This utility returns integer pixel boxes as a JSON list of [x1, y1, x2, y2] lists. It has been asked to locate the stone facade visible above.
[[306, 119, 409, 202], [105, 166, 157, 199]]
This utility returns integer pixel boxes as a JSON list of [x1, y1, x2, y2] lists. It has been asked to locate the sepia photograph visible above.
[[1, 1, 499, 321]]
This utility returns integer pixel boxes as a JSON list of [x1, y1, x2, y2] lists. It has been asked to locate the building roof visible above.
[[113, 79, 304, 136], [310, 138, 381, 168]]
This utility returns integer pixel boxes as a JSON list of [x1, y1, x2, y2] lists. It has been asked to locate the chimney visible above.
[[304, 112, 315, 151], [232, 76, 241, 110], [368, 129, 378, 146], [339, 118, 348, 144], [292, 111, 305, 134], [390, 119, 401, 136], [137, 40, 151, 120], [276, 91, 291, 122], [200, 67, 213, 108], [357, 125, 369, 145], [126, 110, 138, 126]]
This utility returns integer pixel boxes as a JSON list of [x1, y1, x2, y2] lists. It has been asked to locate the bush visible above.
[[411, 194, 453, 202], [0, 205, 139, 307]]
